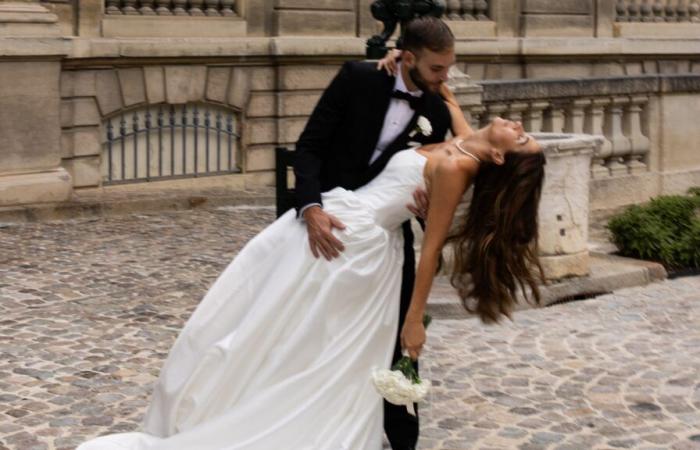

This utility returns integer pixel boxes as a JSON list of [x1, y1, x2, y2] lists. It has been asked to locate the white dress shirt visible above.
[[369, 64, 423, 164]]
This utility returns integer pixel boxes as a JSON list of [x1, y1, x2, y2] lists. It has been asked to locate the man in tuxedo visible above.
[[293, 17, 455, 450]]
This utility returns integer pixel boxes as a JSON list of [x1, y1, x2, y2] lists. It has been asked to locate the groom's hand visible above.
[[303, 206, 346, 260], [406, 188, 429, 220]]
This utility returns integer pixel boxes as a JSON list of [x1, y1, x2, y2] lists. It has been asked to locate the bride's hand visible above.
[[376, 48, 401, 76], [401, 319, 426, 361]]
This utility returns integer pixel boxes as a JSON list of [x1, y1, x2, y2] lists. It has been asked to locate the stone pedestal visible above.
[[534, 133, 600, 280], [0, 0, 71, 206]]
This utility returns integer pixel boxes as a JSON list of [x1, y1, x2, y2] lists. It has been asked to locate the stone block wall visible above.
[[59, 64, 256, 187], [521, 0, 595, 37]]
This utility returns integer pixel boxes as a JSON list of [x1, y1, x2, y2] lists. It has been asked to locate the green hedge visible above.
[[607, 188, 700, 270]]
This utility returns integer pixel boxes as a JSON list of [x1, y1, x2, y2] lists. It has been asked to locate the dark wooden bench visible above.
[[275, 146, 297, 218]]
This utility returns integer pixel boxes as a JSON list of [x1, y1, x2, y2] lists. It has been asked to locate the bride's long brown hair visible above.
[[446, 151, 547, 323]]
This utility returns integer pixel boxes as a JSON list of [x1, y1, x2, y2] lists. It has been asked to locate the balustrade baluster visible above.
[[652, 0, 665, 21], [584, 98, 612, 178], [677, 0, 690, 20], [474, 0, 489, 20], [543, 103, 566, 134], [106, 0, 122, 14], [461, 0, 475, 20], [628, 0, 641, 21], [204, 0, 221, 16], [506, 102, 528, 124], [666, 0, 678, 21], [172, 0, 188, 15], [524, 101, 549, 133], [484, 103, 507, 127], [220, 0, 235, 16], [189, 0, 205, 15], [155, 0, 172, 15], [445, 0, 460, 19], [604, 97, 632, 176], [640, 0, 654, 21], [140, 0, 156, 15], [565, 100, 588, 134], [624, 96, 651, 174], [616, 0, 628, 21], [122, 0, 138, 15], [690, 0, 700, 21]]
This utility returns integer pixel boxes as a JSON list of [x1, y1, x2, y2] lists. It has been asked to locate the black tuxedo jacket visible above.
[[293, 61, 452, 211]]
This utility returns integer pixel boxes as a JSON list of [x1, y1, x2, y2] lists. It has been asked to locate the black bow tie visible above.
[[391, 90, 422, 110]]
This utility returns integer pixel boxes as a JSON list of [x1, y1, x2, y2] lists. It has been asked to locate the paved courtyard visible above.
[[0, 207, 699, 450]]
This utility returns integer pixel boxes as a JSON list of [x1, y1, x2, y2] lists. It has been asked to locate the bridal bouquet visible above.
[[371, 315, 432, 416]]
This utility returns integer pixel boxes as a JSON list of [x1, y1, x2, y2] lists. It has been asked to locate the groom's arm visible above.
[[294, 62, 354, 213]]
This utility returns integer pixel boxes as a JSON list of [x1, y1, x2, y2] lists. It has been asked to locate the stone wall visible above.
[[2, 0, 700, 208]]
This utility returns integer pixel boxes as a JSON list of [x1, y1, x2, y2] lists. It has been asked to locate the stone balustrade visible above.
[[615, 0, 700, 22], [105, 0, 238, 16], [443, 0, 491, 21], [465, 76, 659, 179]]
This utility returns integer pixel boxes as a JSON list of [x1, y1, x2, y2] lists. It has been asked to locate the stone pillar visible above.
[[77, 0, 103, 37], [490, 0, 521, 37], [0, 0, 72, 206], [595, 0, 615, 37]]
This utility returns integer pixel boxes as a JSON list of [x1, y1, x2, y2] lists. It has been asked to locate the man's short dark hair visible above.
[[401, 16, 454, 54]]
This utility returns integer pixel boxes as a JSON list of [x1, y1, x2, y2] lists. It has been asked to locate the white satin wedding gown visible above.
[[78, 149, 427, 450]]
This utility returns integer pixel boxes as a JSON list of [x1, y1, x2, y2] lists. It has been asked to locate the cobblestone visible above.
[[0, 207, 699, 450]]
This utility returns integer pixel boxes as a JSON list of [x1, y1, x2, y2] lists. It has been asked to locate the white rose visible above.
[[417, 116, 432, 137]]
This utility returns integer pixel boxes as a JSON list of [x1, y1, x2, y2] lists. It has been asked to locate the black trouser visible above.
[[384, 221, 419, 450]]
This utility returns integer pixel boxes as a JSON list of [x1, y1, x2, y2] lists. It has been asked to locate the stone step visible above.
[[427, 252, 666, 320]]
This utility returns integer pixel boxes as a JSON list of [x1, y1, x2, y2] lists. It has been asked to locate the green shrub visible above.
[[607, 190, 700, 270]]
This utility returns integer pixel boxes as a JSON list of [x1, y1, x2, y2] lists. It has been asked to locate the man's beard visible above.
[[408, 67, 440, 93]]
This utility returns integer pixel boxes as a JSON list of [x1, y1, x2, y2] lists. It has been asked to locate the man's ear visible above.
[[402, 50, 416, 67]]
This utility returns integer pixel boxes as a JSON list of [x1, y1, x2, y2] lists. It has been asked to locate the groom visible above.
[[293, 16, 455, 450]]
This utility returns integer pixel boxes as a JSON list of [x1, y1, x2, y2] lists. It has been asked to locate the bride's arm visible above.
[[439, 83, 474, 139], [401, 159, 472, 360]]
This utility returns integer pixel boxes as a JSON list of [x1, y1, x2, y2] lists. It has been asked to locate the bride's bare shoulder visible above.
[[425, 152, 473, 194]]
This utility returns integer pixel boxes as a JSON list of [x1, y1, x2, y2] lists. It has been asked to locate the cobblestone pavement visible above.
[[1, 208, 699, 450]]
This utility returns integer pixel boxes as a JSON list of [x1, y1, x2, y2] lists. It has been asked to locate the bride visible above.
[[78, 117, 545, 450]]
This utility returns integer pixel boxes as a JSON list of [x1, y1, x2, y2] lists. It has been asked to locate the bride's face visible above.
[[488, 117, 541, 154]]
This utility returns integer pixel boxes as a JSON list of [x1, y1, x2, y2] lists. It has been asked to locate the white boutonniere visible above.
[[409, 116, 433, 138]]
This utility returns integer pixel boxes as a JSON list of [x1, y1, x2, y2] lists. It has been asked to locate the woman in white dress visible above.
[[77, 116, 544, 450]]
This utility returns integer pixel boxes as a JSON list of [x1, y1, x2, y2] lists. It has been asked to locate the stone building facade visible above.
[[1, 0, 700, 215]]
